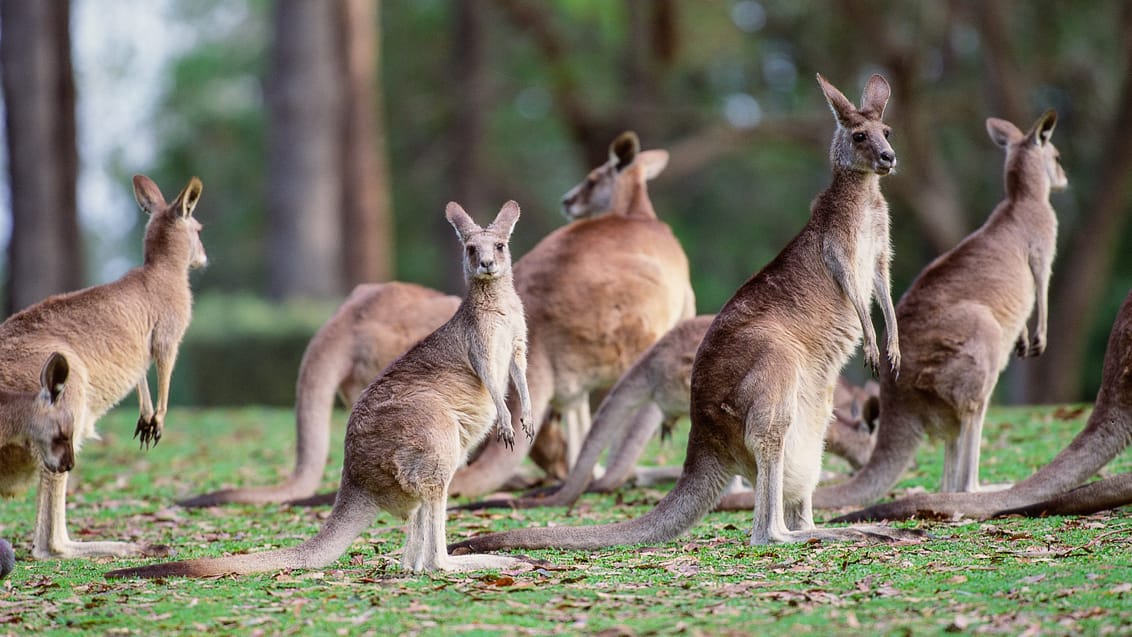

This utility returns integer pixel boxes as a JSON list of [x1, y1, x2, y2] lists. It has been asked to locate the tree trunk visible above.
[[443, 0, 489, 292], [266, 0, 344, 300], [337, 0, 393, 287], [1, 0, 82, 314]]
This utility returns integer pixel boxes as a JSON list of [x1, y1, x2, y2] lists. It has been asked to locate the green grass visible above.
[[2, 404, 1131, 635]]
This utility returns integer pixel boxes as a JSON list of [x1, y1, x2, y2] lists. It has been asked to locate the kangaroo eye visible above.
[[883, 129, 891, 139], [466, 245, 476, 256], [852, 132, 866, 143], [495, 243, 504, 251]]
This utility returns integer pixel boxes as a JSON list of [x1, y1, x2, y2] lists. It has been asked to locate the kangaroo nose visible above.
[[480, 259, 494, 269], [880, 150, 895, 164]]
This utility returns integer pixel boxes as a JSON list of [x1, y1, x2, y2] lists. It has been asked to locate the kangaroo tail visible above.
[[449, 453, 732, 552], [179, 330, 351, 508], [810, 397, 925, 509], [109, 483, 378, 579]]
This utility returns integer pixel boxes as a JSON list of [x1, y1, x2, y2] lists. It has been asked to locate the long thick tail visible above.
[[449, 453, 732, 552], [810, 400, 925, 509], [179, 330, 351, 508], [108, 483, 379, 578], [995, 473, 1132, 518]]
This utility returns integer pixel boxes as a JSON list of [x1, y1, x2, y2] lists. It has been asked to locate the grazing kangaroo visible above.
[[447, 132, 695, 497], [809, 110, 1067, 510], [836, 288, 1132, 523], [450, 74, 921, 554], [0, 175, 204, 559], [107, 201, 532, 579], [179, 282, 461, 507], [0, 539, 12, 579], [459, 316, 879, 512]]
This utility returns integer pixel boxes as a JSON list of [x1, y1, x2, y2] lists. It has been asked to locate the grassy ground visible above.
[[1, 404, 1131, 636]]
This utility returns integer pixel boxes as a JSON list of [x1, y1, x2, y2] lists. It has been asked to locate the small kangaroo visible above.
[[0, 175, 204, 559], [450, 74, 921, 554], [0, 353, 73, 478], [809, 110, 1067, 510], [107, 201, 532, 578], [179, 281, 461, 507], [0, 353, 72, 579], [459, 316, 879, 512], [836, 288, 1132, 522], [447, 132, 695, 497]]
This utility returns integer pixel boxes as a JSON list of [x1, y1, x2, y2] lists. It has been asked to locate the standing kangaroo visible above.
[[450, 74, 922, 554], [836, 288, 1132, 522], [447, 132, 695, 497], [807, 110, 1067, 510], [107, 201, 532, 578], [459, 316, 879, 512], [0, 175, 204, 559], [178, 282, 461, 507]]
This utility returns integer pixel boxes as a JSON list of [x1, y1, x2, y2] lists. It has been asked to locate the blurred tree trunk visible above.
[[442, 0, 488, 292], [1, 0, 81, 314], [266, 0, 344, 300], [1026, 4, 1132, 403], [337, 0, 393, 287]]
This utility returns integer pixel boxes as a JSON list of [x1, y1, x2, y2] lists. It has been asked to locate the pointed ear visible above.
[[445, 201, 479, 241], [172, 177, 203, 219], [859, 74, 891, 119], [637, 150, 669, 180], [132, 175, 166, 216], [986, 117, 1023, 148], [488, 200, 521, 238], [609, 131, 640, 172], [1027, 109, 1057, 146], [816, 73, 856, 125], [862, 395, 880, 430], [40, 353, 68, 404]]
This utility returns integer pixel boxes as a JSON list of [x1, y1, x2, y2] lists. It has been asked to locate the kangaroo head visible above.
[[560, 131, 669, 220], [833, 379, 881, 435], [817, 73, 896, 176], [27, 353, 74, 474], [986, 110, 1068, 196], [135, 175, 208, 270], [446, 200, 520, 282]]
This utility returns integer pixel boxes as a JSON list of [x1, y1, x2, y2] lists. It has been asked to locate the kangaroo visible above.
[[178, 282, 461, 507], [459, 316, 879, 512], [0, 353, 73, 479], [449, 73, 923, 554], [446, 132, 695, 497], [836, 288, 1132, 523], [806, 110, 1068, 511], [107, 201, 533, 579], [0, 353, 72, 579], [0, 175, 204, 559]]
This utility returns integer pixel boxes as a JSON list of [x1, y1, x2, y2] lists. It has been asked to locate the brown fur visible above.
[[449, 74, 923, 553], [179, 282, 460, 507], [107, 200, 532, 578], [447, 132, 695, 497], [459, 316, 879, 512], [0, 354, 73, 480], [0, 175, 204, 559], [810, 110, 1068, 510], [836, 289, 1132, 522]]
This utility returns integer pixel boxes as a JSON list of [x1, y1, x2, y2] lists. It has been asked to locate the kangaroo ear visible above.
[[1027, 109, 1057, 146], [859, 74, 891, 119], [637, 150, 669, 180], [609, 131, 641, 172], [445, 201, 479, 241], [132, 175, 166, 216], [488, 200, 520, 238], [40, 353, 69, 404], [816, 73, 857, 125], [861, 395, 880, 432], [986, 117, 1023, 148], [172, 177, 203, 219]]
